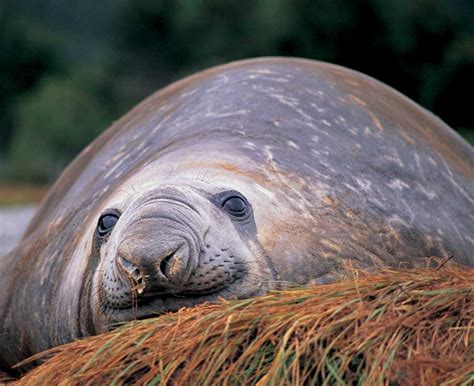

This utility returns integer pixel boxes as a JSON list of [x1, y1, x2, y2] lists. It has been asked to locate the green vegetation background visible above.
[[0, 0, 472, 183]]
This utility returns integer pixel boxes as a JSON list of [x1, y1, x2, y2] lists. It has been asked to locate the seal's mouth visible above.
[[100, 283, 240, 325]]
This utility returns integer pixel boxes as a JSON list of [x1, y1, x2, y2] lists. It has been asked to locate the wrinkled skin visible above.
[[0, 58, 473, 371]]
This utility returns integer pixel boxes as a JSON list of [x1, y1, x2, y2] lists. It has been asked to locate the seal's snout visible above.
[[117, 234, 193, 293]]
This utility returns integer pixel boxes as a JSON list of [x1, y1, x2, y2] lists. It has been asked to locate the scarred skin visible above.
[[0, 57, 473, 371]]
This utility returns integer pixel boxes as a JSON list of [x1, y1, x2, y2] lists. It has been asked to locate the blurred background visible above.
[[0, 0, 473, 190]]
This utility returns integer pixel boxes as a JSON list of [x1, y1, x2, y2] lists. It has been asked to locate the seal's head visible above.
[[89, 163, 281, 331]]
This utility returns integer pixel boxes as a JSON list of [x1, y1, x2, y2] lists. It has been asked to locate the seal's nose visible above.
[[117, 238, 191, 293]]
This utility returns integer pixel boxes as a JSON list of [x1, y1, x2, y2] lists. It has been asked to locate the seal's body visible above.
[[1, 58, 472, 370]]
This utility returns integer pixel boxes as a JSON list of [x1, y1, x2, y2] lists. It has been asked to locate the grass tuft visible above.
[[14, 265, 474, 385]]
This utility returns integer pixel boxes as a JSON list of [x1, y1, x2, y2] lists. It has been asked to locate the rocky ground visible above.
[[0, 205, 36, 256]]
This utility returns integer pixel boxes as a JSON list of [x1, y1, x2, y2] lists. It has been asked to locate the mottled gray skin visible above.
[[0, 57, 473, 371]]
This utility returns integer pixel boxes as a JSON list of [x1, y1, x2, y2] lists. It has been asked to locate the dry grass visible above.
[[14, 266, 474, 385]]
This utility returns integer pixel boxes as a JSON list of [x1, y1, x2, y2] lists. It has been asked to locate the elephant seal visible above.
[[1, 57, 473, 371]]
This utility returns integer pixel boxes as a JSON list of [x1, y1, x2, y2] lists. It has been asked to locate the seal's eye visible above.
[[97, 213, 119, 237], [222, 195, 248, 219]]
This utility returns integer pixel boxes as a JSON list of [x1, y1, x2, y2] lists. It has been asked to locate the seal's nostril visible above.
[[159, 252, 175, 279], [118, 256, 146, 294]]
